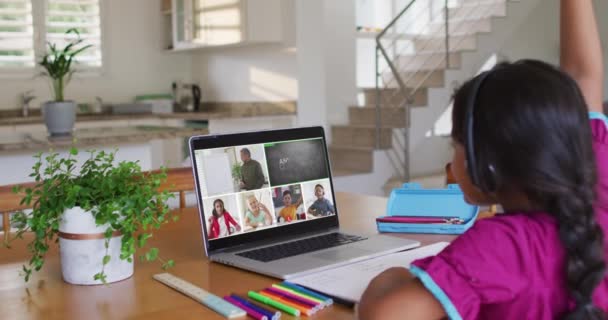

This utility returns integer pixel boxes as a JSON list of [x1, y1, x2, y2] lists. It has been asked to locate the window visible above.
[[0, 0, 102, 70], [0, 0, 35, 67], [46, 0, 102, 67]]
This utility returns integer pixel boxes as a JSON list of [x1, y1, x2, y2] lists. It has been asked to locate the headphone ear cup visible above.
[[478, 163, 498, 192]]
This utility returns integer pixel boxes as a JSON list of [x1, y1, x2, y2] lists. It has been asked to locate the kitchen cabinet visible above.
[[166, 0, 282, 50]]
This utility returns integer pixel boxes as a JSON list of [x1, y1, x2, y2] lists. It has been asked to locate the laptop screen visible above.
[[190, 127, 339, 253]]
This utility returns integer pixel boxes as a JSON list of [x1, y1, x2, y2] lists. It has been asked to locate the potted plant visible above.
[[231, 162, 242, 188], [39, 28, 92, 137], [4, 148, 176, 285]]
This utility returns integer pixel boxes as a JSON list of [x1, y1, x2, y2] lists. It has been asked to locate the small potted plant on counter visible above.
[[5, 148, 176, 285], [39, 28, 92, 137]]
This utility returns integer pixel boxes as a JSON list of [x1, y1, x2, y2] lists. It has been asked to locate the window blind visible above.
[[0, 0, 34, 67], [46, 0, 101, 67]]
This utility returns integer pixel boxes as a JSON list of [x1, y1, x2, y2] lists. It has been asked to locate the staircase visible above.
[[331, 0, 542, 196]]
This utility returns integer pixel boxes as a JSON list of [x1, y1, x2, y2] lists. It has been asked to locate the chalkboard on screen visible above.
[[264, 139, 329, 186]]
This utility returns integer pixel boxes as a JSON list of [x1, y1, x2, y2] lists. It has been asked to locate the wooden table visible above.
[[0, 193, 456, 320]]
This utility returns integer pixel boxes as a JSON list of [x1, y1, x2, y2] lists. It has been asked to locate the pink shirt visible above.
[[411, 116, 608, 319]]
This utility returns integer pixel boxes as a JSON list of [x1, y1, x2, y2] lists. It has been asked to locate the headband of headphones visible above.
[[464, 71, 495, 192]]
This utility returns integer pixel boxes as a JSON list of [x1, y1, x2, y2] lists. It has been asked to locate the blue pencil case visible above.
[[377, 183, 479, 235]]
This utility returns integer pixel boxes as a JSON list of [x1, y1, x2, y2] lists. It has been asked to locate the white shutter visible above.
[[46, 0, 101, 67], [0, 0, 34, 67]]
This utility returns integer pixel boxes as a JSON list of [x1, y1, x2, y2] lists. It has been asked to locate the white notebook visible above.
[[289, 242, 450, 303]]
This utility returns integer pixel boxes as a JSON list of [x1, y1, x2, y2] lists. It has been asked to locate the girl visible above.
[[207, 199, 241, 239], [244, 194, 273, 228], [359, 0, 607, 319]]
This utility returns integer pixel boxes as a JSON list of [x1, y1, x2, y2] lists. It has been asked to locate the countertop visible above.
[[0, 125, 208, 153], [0, 101, 297, 126]]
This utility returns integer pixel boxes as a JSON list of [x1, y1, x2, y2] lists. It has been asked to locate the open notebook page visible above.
[[288, 242, 450, 303]]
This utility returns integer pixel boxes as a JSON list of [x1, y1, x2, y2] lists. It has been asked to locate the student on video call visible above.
[[245, 194, 273, 228], [239, 148, 265, 190], [307, 184, 335, 217], [279, 190, 303, 222], [207, 199, 241, 239]]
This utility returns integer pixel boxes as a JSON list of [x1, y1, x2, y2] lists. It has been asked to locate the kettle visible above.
[[172, 81, 202, 112]]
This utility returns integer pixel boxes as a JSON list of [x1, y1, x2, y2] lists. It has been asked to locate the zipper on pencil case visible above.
[[376, 216, 466, 224]]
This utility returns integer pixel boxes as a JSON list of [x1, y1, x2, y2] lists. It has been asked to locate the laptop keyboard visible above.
[[236, 233, 367, 262]]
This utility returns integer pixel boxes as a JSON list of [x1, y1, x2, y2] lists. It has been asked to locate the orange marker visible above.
[[259, 290, 315, 316]]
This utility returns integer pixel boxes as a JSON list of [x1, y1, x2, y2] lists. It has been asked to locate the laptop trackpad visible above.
[[311, 247, 372, 261]]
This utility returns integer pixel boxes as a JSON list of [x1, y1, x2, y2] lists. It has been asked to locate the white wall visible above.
[[500, 0, 608, 101], [0, 0, 193, 110], [191, 0, 298, 102], [296, 0, 357, 128]]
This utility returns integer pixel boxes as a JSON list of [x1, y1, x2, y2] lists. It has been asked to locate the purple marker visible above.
[[266, 287, 320, 310], [224, 296, 268, 320], [230, 294, 279, 320]]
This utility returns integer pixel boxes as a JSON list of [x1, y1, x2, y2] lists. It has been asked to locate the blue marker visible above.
[[282, 281, 333, 305]]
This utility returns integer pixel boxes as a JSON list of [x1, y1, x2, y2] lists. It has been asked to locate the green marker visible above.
[[272, 284, 326, 305], [248, 291, 301, 317]]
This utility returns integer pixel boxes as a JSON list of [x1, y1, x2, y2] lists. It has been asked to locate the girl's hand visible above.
[[259, 203, 270, 213]]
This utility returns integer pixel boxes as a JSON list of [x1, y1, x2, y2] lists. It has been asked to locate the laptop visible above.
[[189, 126, 420, 279]]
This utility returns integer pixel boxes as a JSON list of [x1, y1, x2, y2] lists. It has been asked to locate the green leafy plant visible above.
[[4, 148, 176, 284], [231, 163, 242, 182], [39, 28, 92, 102]]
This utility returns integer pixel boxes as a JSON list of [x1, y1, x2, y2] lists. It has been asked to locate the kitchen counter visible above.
[[0, 101, 297, 126], [0, 125, 207, 153]]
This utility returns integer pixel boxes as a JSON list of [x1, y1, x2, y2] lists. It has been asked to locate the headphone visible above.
[[464, 70, 498, 193]]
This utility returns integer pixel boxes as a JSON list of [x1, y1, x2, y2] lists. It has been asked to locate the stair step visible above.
[[361, 87, 428, 107], [349, 106, 407, 128], [395, 52, 461, 71], [397, 70, 445, 89], [329, 146, 374, 173], [448, 1, 506, 20], [426, 18, 492, 36], [332, 125, 393, 149], [413, 34, 477, 52]]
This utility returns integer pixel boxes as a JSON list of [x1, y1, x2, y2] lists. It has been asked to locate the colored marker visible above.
[[270, 284, 324, 307], [273, 284, 326, 306], [224, 296, 268, 320], [259, 290, 315, 316], [230, 294, 279, 320], [248, 291, 300, 317], [266, 287, 320, 309], [282, 282, 334, 305]]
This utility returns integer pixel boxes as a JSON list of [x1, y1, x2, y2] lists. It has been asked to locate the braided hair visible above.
[[451, 60, 606, 319]]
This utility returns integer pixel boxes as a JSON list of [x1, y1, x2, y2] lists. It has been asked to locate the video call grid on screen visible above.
[[194, 137, 337, 241]]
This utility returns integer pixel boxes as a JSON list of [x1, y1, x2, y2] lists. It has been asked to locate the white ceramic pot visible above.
[[58, 207, 133, 285], [42, 101, 76, 137]]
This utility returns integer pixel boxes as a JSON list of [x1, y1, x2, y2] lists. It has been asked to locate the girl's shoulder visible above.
[[590, 112, 608, 213], [462, 211, 557, 242], [430, 211, 563, 272], [410, 212, 565, 319], [589, 112, 608, 143]]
